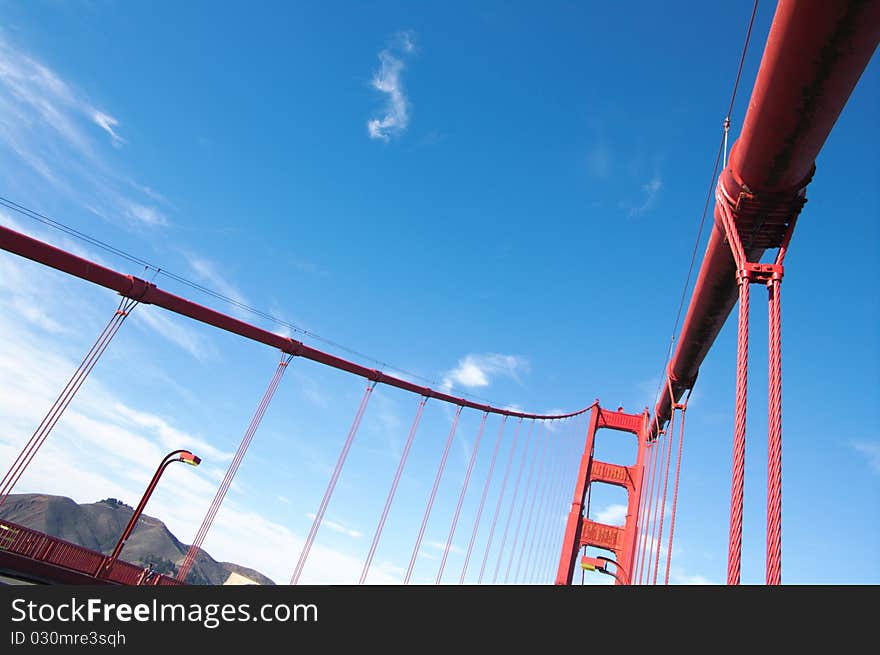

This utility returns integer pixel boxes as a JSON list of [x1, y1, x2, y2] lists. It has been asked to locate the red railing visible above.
[[0, 519, 183, 585]]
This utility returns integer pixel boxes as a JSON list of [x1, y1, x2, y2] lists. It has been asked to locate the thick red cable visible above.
[[404, 406, 462, 584], [766, 285, 782, 584], [360, 396, 427, 584], [1, 216, 594, 425], [508, 421, 549, 583], [766, 216, 796, 585], [291, 381, 376, 584], [178, 353, 292, 581], [477, 418, 522, 584], [0, 297, 136, 508], [436, 411, 488, 584], [459, 416, 507, 584], [727, 276, 750, 586], [492, 420, 536, 583], [664, 403, 688, 585], [717, 194, 749, 586], [505, 423, 551, 584]]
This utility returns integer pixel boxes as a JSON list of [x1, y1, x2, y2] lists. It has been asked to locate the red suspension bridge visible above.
[[0, 0, 877, 586]]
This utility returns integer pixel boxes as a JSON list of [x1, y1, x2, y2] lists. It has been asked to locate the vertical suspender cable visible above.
[[459, 416, 507, 584], [505, 422, 550, 584], [767, 216, 796, 585], [477, 418, 522, 583], [652, 395, 677, 585], [664, 395, 689, 585], [637, 432, 663, 584], [647, 423, 673, 584], [507, 421, 549, 583], [291, 381, 376, 584], [359, 396, 427, 584], [493, 420, 536, 583], [404, 406, 463, 584], [718, 196, 749, 586], [0, 296, 137, 508], [178, 353, 293, 581], [525, 418, 570, 583], [436, 411, 488, 584], [632, 432, 656, 583]]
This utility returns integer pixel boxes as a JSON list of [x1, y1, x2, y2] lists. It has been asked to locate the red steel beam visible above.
[[0, 224, 590, 421], [653, 0, 880, 433]]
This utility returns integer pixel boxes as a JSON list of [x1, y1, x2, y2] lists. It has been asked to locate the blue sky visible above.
[[0, 1, 876, 585]]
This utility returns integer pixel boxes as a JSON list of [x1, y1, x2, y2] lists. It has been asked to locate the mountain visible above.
[[0, 493, 274, 585]]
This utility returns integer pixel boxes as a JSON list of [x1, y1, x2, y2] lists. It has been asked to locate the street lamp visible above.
[[580, 555, 630, 585], [107, 450, 201, 566]]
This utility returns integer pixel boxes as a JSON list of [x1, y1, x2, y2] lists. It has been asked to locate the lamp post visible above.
[[580, 555, 630, 585], [107, 450, 201, 567]]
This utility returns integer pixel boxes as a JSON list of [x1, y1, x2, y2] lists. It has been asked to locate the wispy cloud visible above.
[[586, 143, 611, 178], [125, 202, 167, 227], [441, 353, 529, 392], [626, 175, 662, 217], [366, 31, 416, 142], [0, 36, 168, 229], [594, 503, 628, 526], [133, 305, 216, 361], [306, 513, 363, 539], [426, 540, 463, 555], [188, 256, 250, 319], [852, 441, 880, 474], [92, 110, 125, 147]]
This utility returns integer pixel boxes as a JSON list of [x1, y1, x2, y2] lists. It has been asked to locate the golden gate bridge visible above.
[[0, 0, 877, 586]]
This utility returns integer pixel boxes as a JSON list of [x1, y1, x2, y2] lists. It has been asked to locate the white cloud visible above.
[[426, 540, 463, 555], [0, 36, 168, 228], [852, 441, 880, 474], [0, 252, 400, 585], [188, 256, 251, 319], [366, 32, 416, 141], [92, 110, 125, 147], [441, 353, 529, 392], [133, 307, 215, 361], [306, 513, 363, 539], [626, 175, 662, 217], [594, 503, 628, 526], [125, 202, 167, 227]]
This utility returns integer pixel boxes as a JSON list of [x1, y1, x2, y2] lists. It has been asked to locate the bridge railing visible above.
[[0, 519, 182, 585]]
